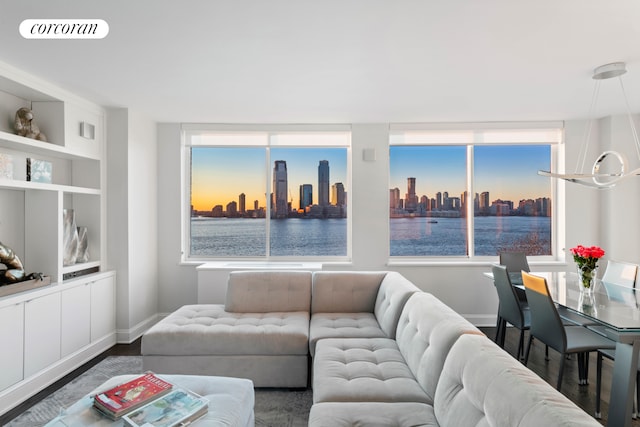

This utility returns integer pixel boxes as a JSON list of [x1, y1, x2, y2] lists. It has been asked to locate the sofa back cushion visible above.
[[434, 334, 602, 427], [225, 270, 312, 313], [311, 271, 387, 313], [395, 292, 482, 403], [373, 272, 421, 338]]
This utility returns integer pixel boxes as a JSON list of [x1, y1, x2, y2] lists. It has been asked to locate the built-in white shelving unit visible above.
[[0, 61, 115, 416]]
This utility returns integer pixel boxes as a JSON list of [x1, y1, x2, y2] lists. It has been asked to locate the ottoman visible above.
[[46, 374, 255, 427]]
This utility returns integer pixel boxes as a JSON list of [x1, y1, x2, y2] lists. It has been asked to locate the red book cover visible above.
[[93, 372, 173, 419]]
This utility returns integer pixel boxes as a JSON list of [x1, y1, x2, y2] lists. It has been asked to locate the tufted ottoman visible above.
[[142, 271, 312, 388]]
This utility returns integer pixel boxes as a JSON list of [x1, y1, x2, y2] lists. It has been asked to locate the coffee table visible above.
[[44, 374, 255, 426]]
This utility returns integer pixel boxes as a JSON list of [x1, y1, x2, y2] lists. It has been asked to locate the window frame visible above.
[[388, 122, 564, 262], [181, 124, 352, 262]]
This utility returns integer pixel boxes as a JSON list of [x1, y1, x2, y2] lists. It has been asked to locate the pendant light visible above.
[[538, 62, 640, 188]]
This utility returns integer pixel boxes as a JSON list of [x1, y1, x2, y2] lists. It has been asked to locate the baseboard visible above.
[[116, 313, 160, 344], [0, 333, 116, 416]]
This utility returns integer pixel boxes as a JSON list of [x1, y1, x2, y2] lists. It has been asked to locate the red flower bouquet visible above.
[[570, 245, 605, 289]]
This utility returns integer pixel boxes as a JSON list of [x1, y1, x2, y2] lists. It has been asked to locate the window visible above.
[[184, 126, 350, 260], [389, 124, 561, 258]]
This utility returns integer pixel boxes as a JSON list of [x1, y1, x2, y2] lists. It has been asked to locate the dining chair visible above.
[[521, 271, 616, 391], [492, 264, 530, 360], [602, 260, 638, 287], [499, 251, 529, 302]]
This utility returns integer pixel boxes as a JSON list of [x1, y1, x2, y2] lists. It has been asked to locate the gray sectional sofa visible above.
[[141, 270, 601, 426]]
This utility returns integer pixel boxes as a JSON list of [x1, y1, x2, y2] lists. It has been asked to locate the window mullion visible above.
[[265, 144, 272, 257], [467, 145, 474, 258]]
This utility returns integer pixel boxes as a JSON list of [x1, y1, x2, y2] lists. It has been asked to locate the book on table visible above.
[[92, 372, 173, 420], [122, 388, 209, 427]]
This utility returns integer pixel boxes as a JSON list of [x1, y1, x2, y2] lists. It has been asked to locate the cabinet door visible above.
[[61, 282, 91, 357], [24, 293, 61, 377], [0, 303, 24, 390], [91, 276, 115, 341]]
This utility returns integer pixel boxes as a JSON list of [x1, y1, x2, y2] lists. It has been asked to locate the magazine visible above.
[[123, 388, 209, 427], [92, 372, 173, 420]]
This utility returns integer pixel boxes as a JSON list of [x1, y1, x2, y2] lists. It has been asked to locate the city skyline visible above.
[[191, 147, 347, 211], [389, 145, 551, 203]]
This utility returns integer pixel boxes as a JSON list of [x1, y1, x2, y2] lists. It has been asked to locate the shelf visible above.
[[0, 178, 100, 195], [0, 130, 99, 161]]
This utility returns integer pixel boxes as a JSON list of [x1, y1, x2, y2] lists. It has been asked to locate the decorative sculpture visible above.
[[14, 107, 47, 141], [0, 240, 43, 284]]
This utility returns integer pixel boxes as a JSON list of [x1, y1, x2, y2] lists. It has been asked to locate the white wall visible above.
[[154, 117, 639, 325], [107, 108, 159, 342]]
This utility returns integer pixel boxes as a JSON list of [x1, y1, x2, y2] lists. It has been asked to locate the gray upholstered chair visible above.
[[499, 251, 530, 273], [492, 264, 530, 360], [522, 271, 616, 391]]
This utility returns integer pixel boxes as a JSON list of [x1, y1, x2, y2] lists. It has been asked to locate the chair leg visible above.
[[595, 353, 602, 419], [517, 329, 525, 360], [545, 345, 549, 361], [583, 352, 590, 385], [557, 353, 566, 391], [633, 371, 640, 418], [524, 335, 534, 366], [577, 353, 584, 386], [494, 316, 501, 343]]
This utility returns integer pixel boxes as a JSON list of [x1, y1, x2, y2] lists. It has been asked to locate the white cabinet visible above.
[[0, 303, 24, 390], [0, 272, 116, 415], [61, 282, 91, 357], [24, 292, 61, 377], [90, 275, 116, 341]]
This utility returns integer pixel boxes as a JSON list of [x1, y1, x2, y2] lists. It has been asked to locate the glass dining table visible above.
[[486, 270, 640, 427]]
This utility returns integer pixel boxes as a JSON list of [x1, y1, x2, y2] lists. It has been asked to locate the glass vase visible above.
[[577, 266, 597, 307]]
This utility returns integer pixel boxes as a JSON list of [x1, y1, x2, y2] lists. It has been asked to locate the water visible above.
[[190, 216, 551, 257], [191, 218, 347, 257], [390, 216, 551, 256]]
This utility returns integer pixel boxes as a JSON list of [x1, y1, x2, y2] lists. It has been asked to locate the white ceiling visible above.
[[1, 1, 639, 124]]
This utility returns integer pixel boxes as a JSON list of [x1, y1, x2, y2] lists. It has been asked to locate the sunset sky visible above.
[[191, 147, 347, 211], [389, 145, 551, 203]]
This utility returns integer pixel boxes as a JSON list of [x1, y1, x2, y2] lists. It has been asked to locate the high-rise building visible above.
[[435, 192, 442, 210], [332, 182, 346, 206], [272, 160, 288, 218], [318, 160, 330, 206], [405, 177, 418, 212], [300, 184, 313, 210], [479, 191, 490, 215], [390, 188, 400, 209], [239, 193, 246, 214]]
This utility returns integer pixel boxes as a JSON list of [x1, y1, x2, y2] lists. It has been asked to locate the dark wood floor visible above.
[[1, 329, 639, 426]]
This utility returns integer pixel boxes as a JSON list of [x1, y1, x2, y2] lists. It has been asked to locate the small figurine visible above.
[[0, 240, 25, 283], [14, 107, 47, 141], [0, 240, 43, 285]]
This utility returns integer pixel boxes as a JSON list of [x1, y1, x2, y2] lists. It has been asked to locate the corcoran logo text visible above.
[[20, 19, 109, 39]]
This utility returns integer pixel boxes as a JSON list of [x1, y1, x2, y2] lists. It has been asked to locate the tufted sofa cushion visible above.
[[374, 271, 421, 337], [434, 334, 602, 427], [225, 270, 312, 313], [309, 313, 386, 356], [311, 271, 387, 313], [312, 337, 430, 404], [308, 402, 436, 427], [394, 292, 483, 403], [141, 305, 309, 356]]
